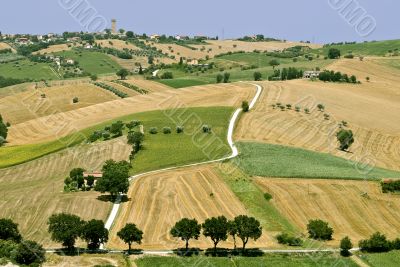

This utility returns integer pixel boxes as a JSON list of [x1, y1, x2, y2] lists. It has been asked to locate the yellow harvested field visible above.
[[235, 61, 400, 171], [107, 54, 174, 70], [44, 253, 128, 267], [0, 137, 131, 247], [8, 82, 256, 145], [256, 178, 400, 245], [0, 83, 119, 124], [151, 40, 322, 60], [32, 44, 71, 54], [108, 165, 270, 250], [95, 39, 140, 50]]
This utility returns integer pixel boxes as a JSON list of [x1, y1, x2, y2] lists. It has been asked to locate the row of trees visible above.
[[0, 218, 45, 266], [318, 70, 358, 83], [267, 67, 303, 81], [170, 215, 262, 254], [216, 72, 231, 83]]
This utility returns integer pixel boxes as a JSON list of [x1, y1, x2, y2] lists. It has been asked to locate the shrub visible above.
[[163, 127, 172, 134], [324, 113, 330, 120], [242, 101, 250, 112], [176, 126, 184, 134], [253, 72, 262, 81], [223, 72, 230, 83], [13, 240, 45, 266], [304, 108, 310, 114], [295, 106, 301, 112], [149, 127, 158, 134], [263, 192, 272, 201], [202, 125, 211, 133], [317, 104, 325, 111], [276, 233, 303, 246], [72, 97, 79, 103], [359, 232, 391, 253], [102, 132, 110, 140], [307, 219, 333, 240], [161, 71, 174, 79], [216, 73, 223, 83], [340, 236, 353, 257], [0, 240, 18, 259], [286, 104, 292, 110]]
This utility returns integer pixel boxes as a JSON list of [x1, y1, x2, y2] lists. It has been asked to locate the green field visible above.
[[314, 39, 400, 56], [135, 253, 358, 267], [218, 163, 297, 234], [234, 142, 400, 179], [0, 107, 233, 171], [0, 59, 58, 80], [158, 78, 212, 88], [55, 50, 121, 75], [359, 251, 400, 267]]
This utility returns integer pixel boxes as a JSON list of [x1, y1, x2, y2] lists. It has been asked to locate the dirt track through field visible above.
[[256, 178, 400, 245], [7, 82, 255, 145], [108, 165, 271, 250]]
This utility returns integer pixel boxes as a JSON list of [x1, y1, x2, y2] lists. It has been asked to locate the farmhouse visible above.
[[303, 70, 321, 79], [150, 34, 160, 40], [83, 171, 103, 179], [16, 37, 30, 45]]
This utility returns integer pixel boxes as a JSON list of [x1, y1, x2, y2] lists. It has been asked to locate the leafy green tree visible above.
[[126, 31, 134, 38], [0, 115, 7, 140], [253, 72, 262, 81], [233, 215, 262, 252], [223, 72, 231, 83], [0, 218, 22, 242], [90, 74, 98, 81], [127, 132, 144, 152], [81, 219, 108, 250], [336, 129, 354, 151], [269, 59, 280, 70], [47, 213, 84, 250], [202, 216, 229, 253], [216, 73, 223, 83], [228, 220, 238, 250], [359, 232, 391, 253], [340, 236, 353, 257], [307, 219, 333, 240], [13, 240, 45, 266], [170, 218, 201, 250], [86, 175, 95, 188], [161, 72, 174, 79], [317, 104, 325, 111], [110, 120, 125, 137], [117, 223, 143, 253], [95, 160, 130, 198], [148, 55, 154, 65], [328, 48, 341, 59], [116, 69, 129, 80], [242, 101, 250, 112]]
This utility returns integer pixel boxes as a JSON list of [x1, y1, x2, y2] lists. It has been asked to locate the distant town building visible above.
[[303, 71, 321, 79], [150, 34, 160, 40], [16, 37, 30, 45]]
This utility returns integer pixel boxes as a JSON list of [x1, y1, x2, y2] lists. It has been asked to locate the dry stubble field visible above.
[[256, 178, 400, 245], [235, 59, 400, 171], [0, 137, 131, 247], [7, 82, 256, 145], [108, 165, 271, 250], [0, 83, 119, 124]]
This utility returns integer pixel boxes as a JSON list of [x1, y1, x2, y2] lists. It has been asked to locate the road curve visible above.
[[102, 83, 263, 248]]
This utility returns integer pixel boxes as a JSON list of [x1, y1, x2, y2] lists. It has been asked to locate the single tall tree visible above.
[[233, 215, 262, 252], [47, 213, 84, 250], [269, 59, 280, 70], [95, 160, 130, 198], [202, 216, 229, 254], [170, 218, 201, 250], [116, 69, 129, 80], [117, 223, 143, 253], [81, 219, 109, 250], [336, 129, 355, 151]]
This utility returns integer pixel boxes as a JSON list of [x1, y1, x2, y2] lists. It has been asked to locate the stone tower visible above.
[[111, 19, 117, 34]]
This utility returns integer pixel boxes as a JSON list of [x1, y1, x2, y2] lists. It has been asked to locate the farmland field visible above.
[[359, 251, 400, 267], [55, 50, 121, 75], [108, 165, 270, 250], [32, 43, 71, 54], [0, 83, 119, 124], [158, 77, 212, 88], [0, 137, 131, 247], [135, 253, 357, 267], [0, 59, 58, 80], [7, 82, 255, 145], [95, 39, 141, 50], [255, 178, 400, 245], [235, 142, 400, 179]]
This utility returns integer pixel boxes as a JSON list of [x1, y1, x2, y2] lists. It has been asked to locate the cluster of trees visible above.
[[170, 215, 262, 254], [88, 120, 127, 143], [239, 35, 280, 42], [216, 72, 230, 83], [0, 75, 27, 89], [93, 82, 128, 98], [161, 71, 174, 79], [0, 48, 12, 54], [64, 168, 93, 192], [113, 80, 148, 94], [266, 46, 308, 58], [359, 232, 400, 253], [116, 68, 130, 80], [318, 70, 358, 83], [381, 180, 400, 193], [307, 219, 334, 240], [268, 67, 303, 81], [0, 218, 45, 266], [0, 114, 8, 146], [328, 48, 341, 59], [95, 160, 131, 198], [336, 129, 354, 151]]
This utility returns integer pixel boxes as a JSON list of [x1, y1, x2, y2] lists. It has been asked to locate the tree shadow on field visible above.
[[204, 248, 264, 257], [173, 248, 203, 257], [96, 195, 131, 203]]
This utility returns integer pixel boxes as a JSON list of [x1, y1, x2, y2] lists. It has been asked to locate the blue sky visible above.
[[0, 0, 398, 43]]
